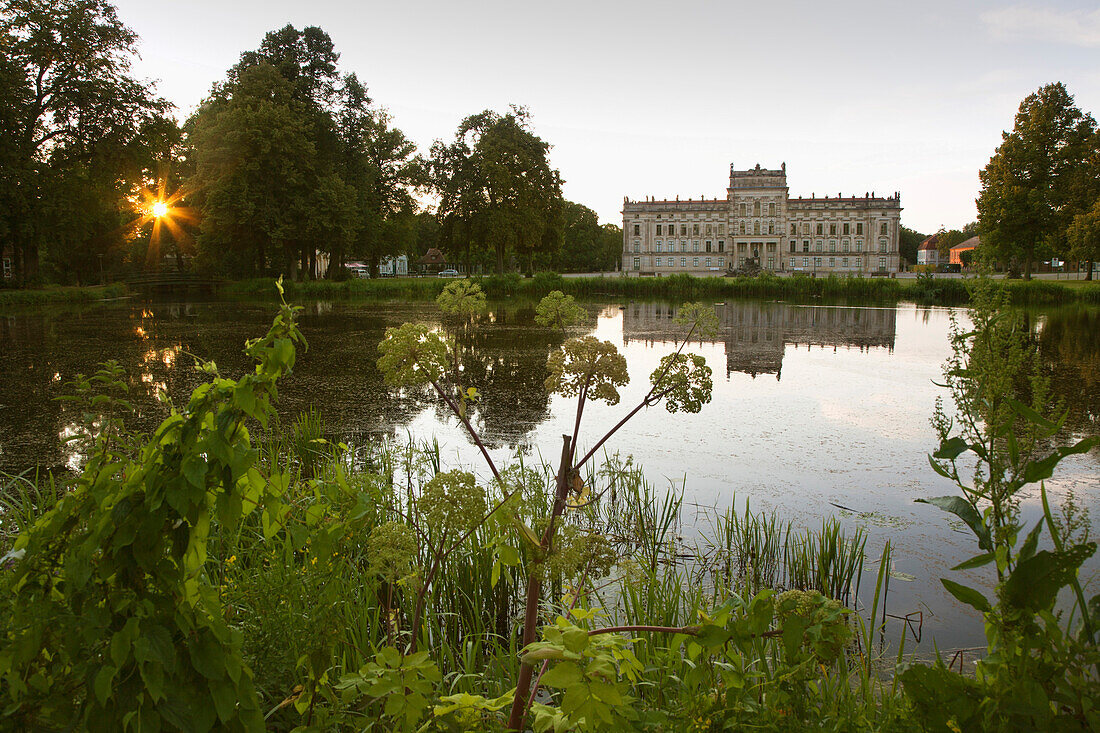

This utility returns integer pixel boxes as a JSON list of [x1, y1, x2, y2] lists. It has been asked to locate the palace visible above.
[[622, 163, 902, 275]]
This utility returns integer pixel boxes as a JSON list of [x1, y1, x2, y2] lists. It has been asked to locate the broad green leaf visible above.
[[916, 496, 990, 550], [932, 436, 969, 460], [1003, 543, 1097, 612], [540, 661, 584, 688], [952, 552, 995, 571], [941, 578, 991, 613]]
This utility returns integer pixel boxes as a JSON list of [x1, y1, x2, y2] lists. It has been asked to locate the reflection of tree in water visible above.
[[445, 305, 557, 450], [1037, 306, 1100, 437]]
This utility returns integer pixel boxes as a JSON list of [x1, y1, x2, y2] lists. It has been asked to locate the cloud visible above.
[[981, 4, 1100, 47]]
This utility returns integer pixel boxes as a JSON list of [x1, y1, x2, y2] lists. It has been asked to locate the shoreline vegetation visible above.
[[4, 272, 1100, 309], [1, 282, 1096, 730]]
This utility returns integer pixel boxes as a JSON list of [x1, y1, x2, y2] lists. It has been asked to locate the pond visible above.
[[1, 296, 1098, 653]]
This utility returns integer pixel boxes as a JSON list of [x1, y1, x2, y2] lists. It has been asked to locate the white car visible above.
[[437, 269, 460, 277]]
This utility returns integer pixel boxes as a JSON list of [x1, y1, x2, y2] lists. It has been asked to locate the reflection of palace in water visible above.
[[621, 301, 896, 379]]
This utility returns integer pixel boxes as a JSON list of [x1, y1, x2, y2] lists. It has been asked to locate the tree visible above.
[[898, 226, 926, 267], [335, 77, 424, 278], [1067, 198, 1100, 280], [432, 107, 563, 274], [0, 0, 169, 282], [188, 63, 354, 279], [977, 83, 1097, 279]]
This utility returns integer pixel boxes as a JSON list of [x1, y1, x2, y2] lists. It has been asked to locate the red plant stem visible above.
[[507, 434, 572, 732], [429, 377, 501, 482]]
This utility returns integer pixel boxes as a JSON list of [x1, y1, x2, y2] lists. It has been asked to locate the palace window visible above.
[[790, 223, 797, 235], [767, 256, 775, 269], [718, 258, 725, 268], [768, 222, 775, 234], [656, 224, 663, 236], [753, 221, 761, 235], [789, 241, 796, 253], [718, 240, 725, 252], [655, 257, 662, 267], [753, 200, 761, 216], [828, 257, 835, 267], [856, 222, 863, 235], [655, 242, 662, 253], [705, 257, 712, 267], [692, 224, 699, 236], [693, 240, 700, 252], [880, 222, 888, 235], [815, 240, 822, 252], [633, 224, 640, 236], [842, 239, 849, 252], [879, 256, 887, 270], [790, 257, 796, 268], [633, 257, 640, 270], [843, 223, 850, 235], [739, 221, 746, 234], [633, 243, 639, 253], [842, 257, 848, 268], [814, 257, 822, 268], [829, 224, 837, 236], [769, 202, 776, 216], [855, 239, 863, 252], [803, 240, 809, 252], [739, 203, 747, 217], [718, 223, 725, 235], [879, 239, 887, 253], [680, 257, 687, 267], [802, 223, 810, 234], [802, 257, 809, 267], [693, 257, 700, 267], [681, 241, 688, 252], [706, 224, 712, 235], [829, 240, 836, 253], [855, 257, 862, 268], [705, 240, 712, 252], [816, 223, 823, 235], [680, 225, 687, 236]]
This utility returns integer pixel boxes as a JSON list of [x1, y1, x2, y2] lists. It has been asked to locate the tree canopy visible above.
[[977, 83, 1097, 279], [0, 0, 171, 282], [431, 108, 564, 274]]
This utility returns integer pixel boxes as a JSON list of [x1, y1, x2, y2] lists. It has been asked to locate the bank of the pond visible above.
[[5, 274, 1099, 309], [0, 282, 129, 307], [221, 272, 1100, 306]]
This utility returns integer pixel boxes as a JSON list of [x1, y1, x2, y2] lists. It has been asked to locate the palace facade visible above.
[[622, 163, 902, 275]]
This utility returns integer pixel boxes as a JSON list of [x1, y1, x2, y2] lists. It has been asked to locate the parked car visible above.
[[437, 269, 459, 277]]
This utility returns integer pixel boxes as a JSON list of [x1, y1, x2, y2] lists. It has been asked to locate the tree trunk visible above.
[[496, 244, 505, 274], [1024, 244, 1033, 280]]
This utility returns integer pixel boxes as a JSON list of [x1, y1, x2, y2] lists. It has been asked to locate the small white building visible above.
[[916, 235, 940, 266], [379, 255, 408, 277]]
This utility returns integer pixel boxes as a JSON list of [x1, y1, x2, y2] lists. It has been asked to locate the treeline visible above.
[[0, 1, 621, 286]]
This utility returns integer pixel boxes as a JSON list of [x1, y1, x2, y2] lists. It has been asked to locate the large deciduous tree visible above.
[[977, 83, 1096, 279], [0, 0, 169, 282], [432, 108, 563, 274]]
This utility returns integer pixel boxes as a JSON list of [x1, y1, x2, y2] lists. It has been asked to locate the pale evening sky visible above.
[[110, 0, 1100, 234]]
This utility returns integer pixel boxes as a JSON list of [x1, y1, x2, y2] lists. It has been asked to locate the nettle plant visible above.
[[373, 284, 718, 730]]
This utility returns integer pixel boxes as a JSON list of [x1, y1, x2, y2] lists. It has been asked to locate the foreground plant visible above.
[[0, 281, 305, 731], [907, 276, 1099, 730]]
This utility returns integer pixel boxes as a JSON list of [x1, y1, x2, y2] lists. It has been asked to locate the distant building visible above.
[[1, 243, 12, 279], [379, 255, 408, 277], [916, 235, 941, 266], [950, 236, 979, 266], [622, 163, 902, 276], [417, 248, 447, 275]]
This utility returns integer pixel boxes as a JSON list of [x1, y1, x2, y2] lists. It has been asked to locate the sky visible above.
[[110, 0, 1100, 234]]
